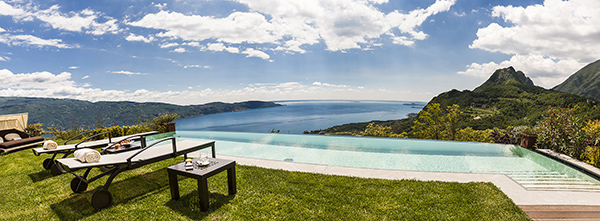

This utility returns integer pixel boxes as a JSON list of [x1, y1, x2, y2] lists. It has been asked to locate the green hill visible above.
[[312, 66, 600, 135], [473, 67, 534, 92], [553, 59, 600, 101], [0, 97, 280, 129], [428, 67, 595, 130]]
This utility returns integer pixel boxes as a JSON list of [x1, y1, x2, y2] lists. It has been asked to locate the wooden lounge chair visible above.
[[0, 129, 45, 154], [54, 138, 215, 210], [32, 131, 159, 175]]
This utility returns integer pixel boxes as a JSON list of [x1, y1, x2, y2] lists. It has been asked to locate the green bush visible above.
[[150, 112, 179, 133], [25, 123, 44, 137], [355, 122, 407, 138], [535, 107, 587, 158], [455, 127, 493, 143]]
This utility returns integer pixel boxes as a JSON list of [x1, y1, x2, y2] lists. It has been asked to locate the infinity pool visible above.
[[175, 131, 600, 191]]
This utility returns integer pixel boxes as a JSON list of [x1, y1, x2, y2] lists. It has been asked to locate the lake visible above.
[[174, 100, 425, 134]]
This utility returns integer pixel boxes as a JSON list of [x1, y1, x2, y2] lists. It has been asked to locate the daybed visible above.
[[55, 137, 215, 210], [0, 129, 45, 153], [0, 113, 45, 154]]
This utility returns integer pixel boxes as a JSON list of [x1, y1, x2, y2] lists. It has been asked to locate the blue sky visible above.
[[1, 0, 598, 105]]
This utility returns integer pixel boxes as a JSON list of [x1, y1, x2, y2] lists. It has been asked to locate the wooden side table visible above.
[[167, 158, 236, 211]]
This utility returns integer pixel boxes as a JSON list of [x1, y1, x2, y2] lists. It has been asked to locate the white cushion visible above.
[[4, 133, 21, 141]]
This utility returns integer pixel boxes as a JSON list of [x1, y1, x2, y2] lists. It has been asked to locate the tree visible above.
[[444, 104, 462, 140], [413, 103, 445, 140], [357, 122, 407, 138]]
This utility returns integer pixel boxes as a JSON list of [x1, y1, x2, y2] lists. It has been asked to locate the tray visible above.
[[104, 143, 141, 154]]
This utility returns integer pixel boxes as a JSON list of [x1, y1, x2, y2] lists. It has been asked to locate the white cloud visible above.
[[82, 75, 89, 79], [0, 55, 9, 61], [160, 42, 179, 48], [172, 47, 186, 53], [183, 65, 211, 69], [0, 1, 119, 49], [312, 82, 349, 88], [0, 69, 76, 89], [125, 33, 154, 43], [7, 3, 120, 35], [69, 66, 79, 69], [453, 11, 466, 17], [242, 48, 270, 60], [109, 70, 148, 75], [462, 0, 600, 88], [0, 69, 432, 104], [153, 2, 167, 10], [0, 1, 25, 16], [127, 0, 456, 56], [386, 0, 455, 45], [0, 33, 75, 48]]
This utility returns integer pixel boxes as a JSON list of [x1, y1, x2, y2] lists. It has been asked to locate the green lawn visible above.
[[0, 149, 530, 220]]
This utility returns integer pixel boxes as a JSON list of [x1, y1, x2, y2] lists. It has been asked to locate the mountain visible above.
[[553, 59, 600, 101], [473, 66, 534, 92], [312, 66, 600, 135], [0, 97, 281, 129], [428, 66, 594, 129]]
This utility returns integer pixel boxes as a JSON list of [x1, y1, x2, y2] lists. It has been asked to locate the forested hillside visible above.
[[553, 59, 600, 101], [0, 97, 280, 128], [312, 67, 600, 135]]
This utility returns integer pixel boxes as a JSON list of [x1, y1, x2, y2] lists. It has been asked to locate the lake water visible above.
[[174, 100, 425, 134]]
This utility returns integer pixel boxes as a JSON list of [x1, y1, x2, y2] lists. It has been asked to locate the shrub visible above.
[[356, 122, 407, 138], [535, 107, 587, 158], [46, 124, 87, 141], [25, 123, 44, 137], [582, 120, 600, 167], [455, 127, 493, 143], [150, 112, 179, 133], [490, 128, 517, 144]]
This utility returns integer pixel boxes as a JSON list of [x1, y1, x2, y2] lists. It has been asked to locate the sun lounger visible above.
[[54, 138, 215, 210], [32, 131, 159, 175]]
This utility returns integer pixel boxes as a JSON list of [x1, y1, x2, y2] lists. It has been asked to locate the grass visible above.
[[0, 148, 531, 220]]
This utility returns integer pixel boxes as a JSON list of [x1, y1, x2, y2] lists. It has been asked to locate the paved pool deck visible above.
[[192, 153, 600, 206]]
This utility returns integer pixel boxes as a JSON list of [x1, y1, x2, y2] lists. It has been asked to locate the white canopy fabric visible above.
[[0, 113, 28, 131]]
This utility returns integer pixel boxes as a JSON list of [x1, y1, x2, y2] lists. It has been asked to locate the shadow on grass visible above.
[[28, 169, 53, 182], [166, 190, 235, 220], [49, 168, 171, 220]]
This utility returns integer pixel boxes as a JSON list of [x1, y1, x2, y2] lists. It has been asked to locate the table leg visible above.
[[198, 178, 209, 211], [169, 172, 180, 200], [227, 166, 237, 195]]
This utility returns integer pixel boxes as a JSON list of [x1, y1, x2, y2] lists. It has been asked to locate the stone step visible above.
[[517, 180, 598, 186], [523, 185, 600, 191], [499, 170, 600, 192], [510, 177, 586, 182]]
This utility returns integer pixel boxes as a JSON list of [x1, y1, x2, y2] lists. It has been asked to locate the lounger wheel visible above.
[[70, 176, 88, 193], [50, 164, 64, 176], [92, 188, 113, 210], [43, 158, 54, 170]]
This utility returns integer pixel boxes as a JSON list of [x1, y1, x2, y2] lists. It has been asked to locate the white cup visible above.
[[200, 152, 209, 164]]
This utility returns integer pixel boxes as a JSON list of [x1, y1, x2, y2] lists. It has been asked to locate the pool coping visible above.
[[190, 153, 600, 206]]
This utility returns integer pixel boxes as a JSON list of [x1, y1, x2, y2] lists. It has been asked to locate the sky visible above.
[[0, 0, 599, 105]]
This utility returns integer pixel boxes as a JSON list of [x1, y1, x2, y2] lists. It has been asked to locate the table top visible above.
[[167, 158, 235, 178]]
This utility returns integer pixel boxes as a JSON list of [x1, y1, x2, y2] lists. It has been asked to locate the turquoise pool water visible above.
[[175, 131, 600, 190]]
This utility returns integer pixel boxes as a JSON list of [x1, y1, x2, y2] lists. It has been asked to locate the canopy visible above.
[[0, 113, 28, 131]]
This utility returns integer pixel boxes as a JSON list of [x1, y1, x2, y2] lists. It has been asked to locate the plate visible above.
[[198, 160, 210, 166]]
